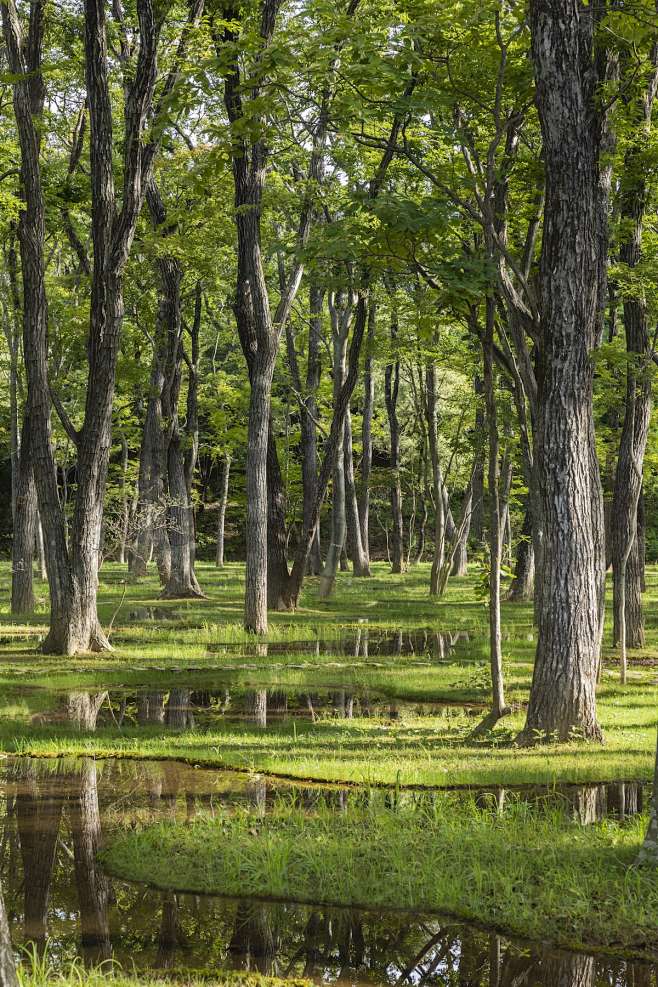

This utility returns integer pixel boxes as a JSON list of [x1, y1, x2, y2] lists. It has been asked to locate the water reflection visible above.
[[0, 757, 654, 985], [206, 628, 482, 661]]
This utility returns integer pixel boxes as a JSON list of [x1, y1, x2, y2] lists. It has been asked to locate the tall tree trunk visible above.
[[302, 285, 323, 576], [470, 374, 485, 543], [147, 185, 203, 600], [11, 429, 37, 615], [384, 291, 404, 574], [319, 291, 352, 598], [132, 343, 167, 580], [3, 0, 161, 654], [118, 433, 130, 564], [518, 0, 606, 742], [216, 454, 231, 566], [476, 296, 509, 731], [359, 300, 376, 569], [344, 408, 370, 575], [450, 485, 472, 577], [266, 421, 294, 610], [508, 505, 534, 602], [610, 57, 657, 662], [426, 365, 445, 597]]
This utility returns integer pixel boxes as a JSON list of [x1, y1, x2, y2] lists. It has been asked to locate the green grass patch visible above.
[[101, 797, 658, 958]]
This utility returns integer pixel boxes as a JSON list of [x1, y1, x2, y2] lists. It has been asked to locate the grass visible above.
[[100, 795, 658, 958], [0, 562, 655, 788], [19, 953, 310, 987]]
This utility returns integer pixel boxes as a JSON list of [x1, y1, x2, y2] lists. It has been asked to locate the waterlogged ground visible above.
[[0, 753, 654, 987], [0, 563, 657, 984]]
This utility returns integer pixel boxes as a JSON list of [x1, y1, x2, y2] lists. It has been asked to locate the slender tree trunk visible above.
[[344, 408, 370, 575], [319, 291, 352, 598], [216, 454, 231, 567], [303, 285, 323, 576], [426, 365, 445, 597], [11, 428, 37, 615], [470, 374, 485, 543], [610, 59, 657, 657], [118, 434, 130, 564], [518, 0, 605, 742], [384, 292, 404, 574], [450, 485, 472, 577], [508, 505, 534, 602], [359, 301, 376, 570], [36, 515, 46, 580], [474, 296, 510, 733]]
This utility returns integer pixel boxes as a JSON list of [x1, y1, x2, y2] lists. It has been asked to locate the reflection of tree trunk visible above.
[[138, 691, 165, 724], [228, 902, 276, 975], [155, 892, 180, 969], [540, 950, 594, 987], [246, 690, 267, 729], [0, 876, 18, 987], [69, 759, 111, 962], [16, 765, 63, 950], [166, 689, 191, 729], [67, 692, 107, 731], [638, 727, 658, 865]]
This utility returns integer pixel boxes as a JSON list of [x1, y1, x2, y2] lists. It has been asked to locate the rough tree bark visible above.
[[3, 0, 162, 653], [518, 0, 606, 742]]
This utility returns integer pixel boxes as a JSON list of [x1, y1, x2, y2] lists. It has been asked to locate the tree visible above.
[[518, 0, 608, 742]]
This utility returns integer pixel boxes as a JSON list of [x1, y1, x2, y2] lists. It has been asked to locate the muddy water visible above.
[[0, 755, 654, 985]]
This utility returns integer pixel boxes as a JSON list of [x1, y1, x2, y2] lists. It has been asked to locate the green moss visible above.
[[100, 799, 658, 958]]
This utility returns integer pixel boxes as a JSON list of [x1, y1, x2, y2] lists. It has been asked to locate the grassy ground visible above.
[[100, 796, 658, 958], [0, 562, 655, 787], [1, 560, 658, 967]]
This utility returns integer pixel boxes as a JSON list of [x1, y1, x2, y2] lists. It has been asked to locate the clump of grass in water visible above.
[[18, 943, 310, 987], [101, 794, 658, 958]]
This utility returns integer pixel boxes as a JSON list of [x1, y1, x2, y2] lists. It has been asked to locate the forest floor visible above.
[[0, 562, 656, 787], [1, 561, 658, 963]]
